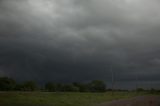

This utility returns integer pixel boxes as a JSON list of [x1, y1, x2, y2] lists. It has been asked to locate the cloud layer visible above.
[[0, 0, 160, 89]]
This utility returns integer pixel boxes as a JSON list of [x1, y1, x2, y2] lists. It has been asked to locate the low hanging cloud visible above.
[[0, 0, 160, 89]]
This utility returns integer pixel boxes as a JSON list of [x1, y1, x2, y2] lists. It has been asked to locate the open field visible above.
[[0, 92, 159, 106]]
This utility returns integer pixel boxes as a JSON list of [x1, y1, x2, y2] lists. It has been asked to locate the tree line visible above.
[[1, 77, 159, 93], [0, 77, 106, 92]]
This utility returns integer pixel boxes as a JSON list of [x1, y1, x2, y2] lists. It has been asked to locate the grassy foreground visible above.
[[0, 92, 155, 106]]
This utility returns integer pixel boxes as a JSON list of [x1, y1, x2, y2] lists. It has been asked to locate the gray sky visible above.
[[0, 0, 160, 89]]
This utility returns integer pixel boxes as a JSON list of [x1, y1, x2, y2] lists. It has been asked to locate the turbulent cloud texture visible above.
[[0, 0, 160, 89]]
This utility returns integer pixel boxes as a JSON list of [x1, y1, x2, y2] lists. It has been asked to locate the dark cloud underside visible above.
[[0, 0, 160, 89]]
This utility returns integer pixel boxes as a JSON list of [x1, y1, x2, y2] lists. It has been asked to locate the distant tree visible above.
[[21, 81, 37, 91], [71, 86, 79, 92], [56, 83, 64, 92], [14, 84, 23, 91], [89, 80, 106, 92], [136, 88, 145, 92], [0, 77, 16, 91], [73, 82, 89, 92], [63, 84, 79, 92], [106, 88, 112, 91], [45, 82, 56, 92], [72, 82, 79, 87], [150, 88, 156, 94]]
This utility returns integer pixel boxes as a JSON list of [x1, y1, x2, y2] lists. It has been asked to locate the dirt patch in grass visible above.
[[96, 96, 160, 106]]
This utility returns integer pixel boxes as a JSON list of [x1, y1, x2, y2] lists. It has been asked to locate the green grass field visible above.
[[0, 92, 158, 106]]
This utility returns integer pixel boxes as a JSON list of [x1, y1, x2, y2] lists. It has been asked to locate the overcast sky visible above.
[[0, 0, 160, 89]]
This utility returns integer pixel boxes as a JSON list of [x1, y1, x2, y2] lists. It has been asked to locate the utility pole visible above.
[[135, 75, 138, 89], [111, 66, 115, 95]]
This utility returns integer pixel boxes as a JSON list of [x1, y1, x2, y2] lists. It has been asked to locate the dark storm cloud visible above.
[[0, 0, 160, 88]]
